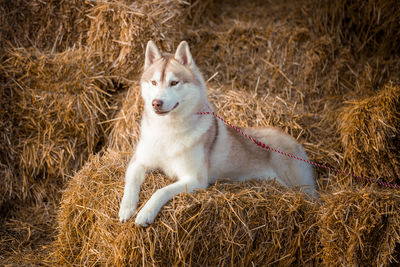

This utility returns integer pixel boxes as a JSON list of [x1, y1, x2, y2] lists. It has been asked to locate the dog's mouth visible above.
[[154, 102, 179, 115]]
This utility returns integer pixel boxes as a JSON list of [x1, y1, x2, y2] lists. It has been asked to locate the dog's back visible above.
[[207, 120, 316, 195]]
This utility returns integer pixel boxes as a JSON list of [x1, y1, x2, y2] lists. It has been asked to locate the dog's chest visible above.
[[140, 125, 198, 166]]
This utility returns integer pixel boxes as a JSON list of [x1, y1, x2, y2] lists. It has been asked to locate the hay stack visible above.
[[53, 149, 319, 266], [303, 0, 400, 97], [0, 47, 120, 207], [308, 0, 400, 56], [50, 0, 400, 263], [0, 0, 214, 207], [338, 83, 400, 185], [53, 81, 400, 264], [0, 0, 215, 263], [84, 0, 210, 79], [182, 0, 382, 98], [2, 0, 400, 265], [0, 0, 90, 51], [0, 0, 208, 72], [107, 85, 143, 152], [185, 0, 314, 94], [318, 188, 400, 266]]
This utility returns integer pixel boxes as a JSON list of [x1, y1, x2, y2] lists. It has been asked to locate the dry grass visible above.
[[0, 0, 90, 51], [308, 0, 400, 56], [0, 0, 215, 265], [107, 85, 143, 152], [0, 47, 120, 207], [83, 0, 214, 80], [0, 195, 58, 265], [52, 79, 399, 265], [0, 0, 206, 208], [318, 187, 400, 266], [53, 149, 319, 266], [1, 0, 400, 265], [339, 83, 400, 184], [52, 149, 400, 265]]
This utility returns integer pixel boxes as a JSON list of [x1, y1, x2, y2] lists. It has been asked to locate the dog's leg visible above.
[[119, 160, 146, 222], [134, 179, 207, 226]]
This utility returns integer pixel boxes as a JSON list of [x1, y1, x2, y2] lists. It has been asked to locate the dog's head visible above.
[[140, 41, 206, 117]]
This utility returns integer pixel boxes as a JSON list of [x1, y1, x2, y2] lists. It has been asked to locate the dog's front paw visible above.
[[134, 205, 157, 227], [119, 197, 137, 222]]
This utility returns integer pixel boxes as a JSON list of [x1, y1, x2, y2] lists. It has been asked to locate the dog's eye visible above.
[[151, 80, 157, 86], [170, 81, 179, 87]]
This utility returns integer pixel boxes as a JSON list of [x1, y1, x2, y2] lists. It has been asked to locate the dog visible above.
[[119, 40, 317, 226]]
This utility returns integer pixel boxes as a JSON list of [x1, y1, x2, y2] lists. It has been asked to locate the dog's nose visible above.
[[152, 99, 163, 109]]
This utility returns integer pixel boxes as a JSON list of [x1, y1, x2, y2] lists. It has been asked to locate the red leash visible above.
[[196, 110, 400, 190]]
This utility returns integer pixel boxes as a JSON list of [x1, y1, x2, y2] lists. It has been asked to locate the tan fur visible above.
[[225, 126, 272, 174], [242, 127, 305, 187], [141, 54, 201, 87], [202, 115, 219, 172]]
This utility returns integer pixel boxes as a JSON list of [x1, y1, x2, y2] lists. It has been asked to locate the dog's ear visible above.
[[144, 40, 161, 69], [174, 41, 193, 67]]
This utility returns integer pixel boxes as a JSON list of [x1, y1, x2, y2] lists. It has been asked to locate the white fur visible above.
[[119, 41, 317, 226]]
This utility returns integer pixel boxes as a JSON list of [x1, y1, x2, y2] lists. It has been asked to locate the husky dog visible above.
[[119, 40, 317, 226]]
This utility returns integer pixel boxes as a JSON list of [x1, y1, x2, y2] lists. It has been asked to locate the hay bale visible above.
[[107, 85, 143, 152], [338, 83, 400, 185], [0, 0, 210, 69], [185, 0, 311, 94], [182, 0, 399, 100], [52, 149, 319, 266], [308, 0, 400, 56], [2, 0, 399, 264], [181, 0, 370, 99], [0, 0, 214, 207], [0, 83, 17, 209], [318, 188, 400, 266], [0, 0, 90, 51], [51, 150, 400, 265], [0, 47, 121, 207], [0, 194, 58, 265], [48, 0, 400, 264], [301, 0, 400, 97], [84, 0, 211, 79]]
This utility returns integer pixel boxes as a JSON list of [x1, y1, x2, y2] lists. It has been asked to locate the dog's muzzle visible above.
[[153, 101, 179, 115]]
